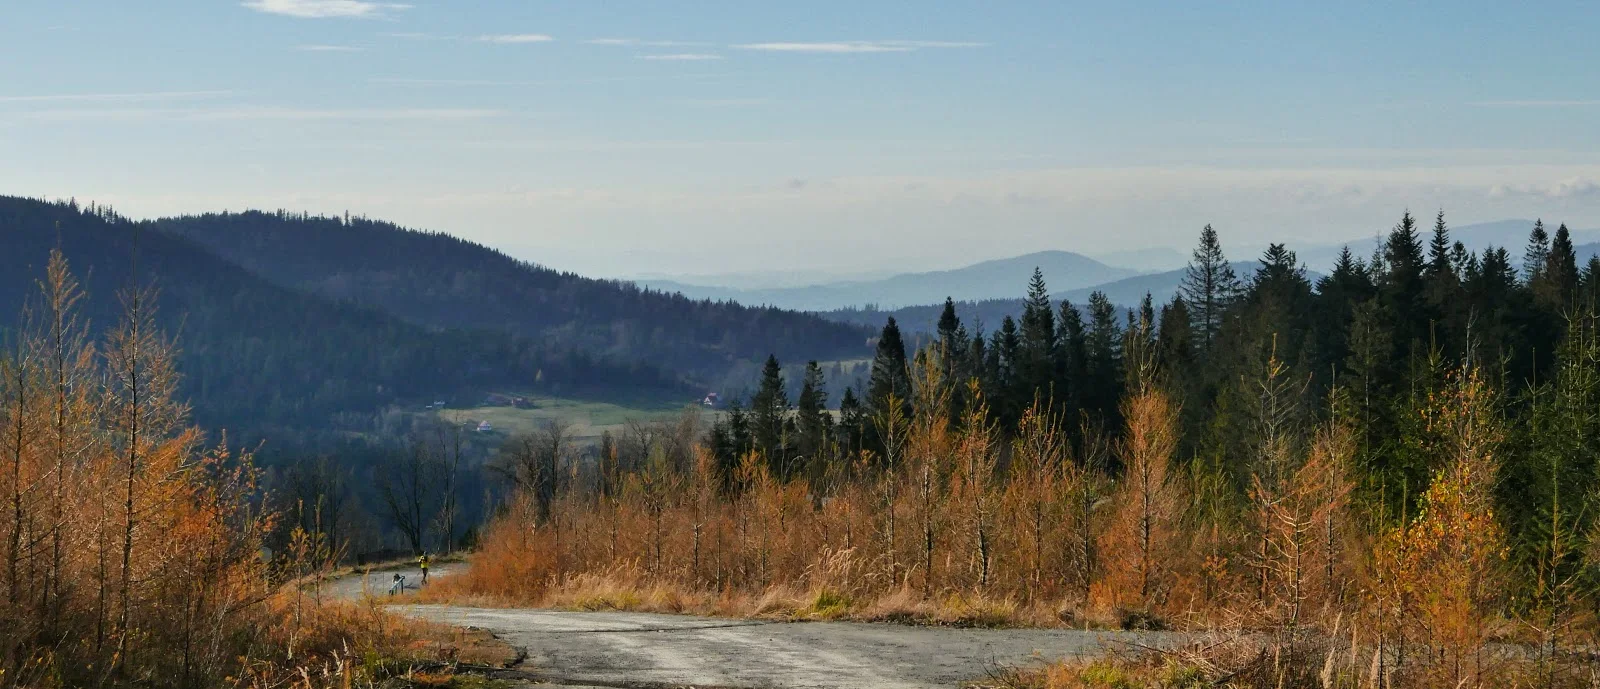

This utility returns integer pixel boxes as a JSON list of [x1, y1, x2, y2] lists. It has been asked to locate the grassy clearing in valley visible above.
[[439, 396, 705, 443]]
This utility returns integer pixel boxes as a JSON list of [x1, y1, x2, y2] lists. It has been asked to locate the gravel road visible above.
[[328, 564, 1173, 688]]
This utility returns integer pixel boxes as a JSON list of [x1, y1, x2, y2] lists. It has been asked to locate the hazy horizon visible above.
[[5, 1, 1598, 277]]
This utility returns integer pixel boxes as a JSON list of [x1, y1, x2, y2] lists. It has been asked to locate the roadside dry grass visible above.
[[242, 587, 520, 689], [413, 560, 1116, 629]]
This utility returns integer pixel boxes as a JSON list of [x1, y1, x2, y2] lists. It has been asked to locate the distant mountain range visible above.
[[627, 268, 896, 291], [636, 250, 1138, 312], [1091, 247, 1191, 273], [816, 218, 1598, 336], [641, 219, 1596, 319], [822, 262, 1275, 336]]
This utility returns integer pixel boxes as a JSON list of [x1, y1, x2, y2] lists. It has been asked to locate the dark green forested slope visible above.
[[154, 211, 873, 381], [0, 197, 688, 442]]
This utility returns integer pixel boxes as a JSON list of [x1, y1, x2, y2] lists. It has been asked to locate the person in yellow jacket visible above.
[[419, 552, 430, 585]]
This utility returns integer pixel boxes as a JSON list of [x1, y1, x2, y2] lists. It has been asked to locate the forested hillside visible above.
[[155, 211, 872, 381], [0, 197, 686, 442]]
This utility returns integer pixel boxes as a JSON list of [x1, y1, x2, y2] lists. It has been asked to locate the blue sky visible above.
[[3, 1, 1598, 277]]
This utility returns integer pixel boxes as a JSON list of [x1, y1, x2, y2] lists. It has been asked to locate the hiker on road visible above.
[[419, 553, 430, 584]]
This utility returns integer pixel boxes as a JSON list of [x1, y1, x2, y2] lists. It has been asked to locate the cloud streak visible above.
[[476, 34, 554, 44], [294, 44, 362, 52], [585, 38, 709, 47], [241, 0, 408, 19], [15, 106, 506, 122], [0, 90, 235, 104], [733, 40, 984, 54], [640, 53, 723, 61], [1470, 100, 1600, 108]]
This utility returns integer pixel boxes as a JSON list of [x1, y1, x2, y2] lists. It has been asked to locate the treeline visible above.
[[0, 196, 689, 443], [441, 211, 1600, 687], [713, 213, 1600, 525]]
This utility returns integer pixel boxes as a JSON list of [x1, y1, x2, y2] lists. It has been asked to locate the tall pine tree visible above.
[[1180, 224, 1241, 358], [750, 354, 791, 475], [1019, 267, 1058, 405]]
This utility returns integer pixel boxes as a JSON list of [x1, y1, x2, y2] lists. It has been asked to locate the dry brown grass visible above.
[[235, 588, 520, 689]]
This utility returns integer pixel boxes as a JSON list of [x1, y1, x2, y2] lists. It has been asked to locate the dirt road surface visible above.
[[329, 565, 1174, 688]]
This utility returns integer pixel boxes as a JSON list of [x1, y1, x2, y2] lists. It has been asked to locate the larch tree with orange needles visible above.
[[1096, 378, 1182, 613], [1006, 395, 1068, 597], [1376, 366, 1507, 689], [953, 383, 999, 590], [908, 350, 952, 597]]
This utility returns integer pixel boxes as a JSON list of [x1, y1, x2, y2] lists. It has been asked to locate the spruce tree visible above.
[[1180, 224, 1240, 357], [1084, 291, 1124, 426], [795, 360, 832, 476], [837, 387, 864, 458], [750, 355, 790, 474], [1540, 224, 1579, 308], [1243, 244, 1312, 388], [993, 316, 1023, 426], [934, 297, 953, 353], [1463, 247, 1526, 381], [937, 298, 962, 356], [1311, 246, 1374, 377], [1379, 211, 1427, 367], [868, 319, 912, 409], [1056, 300, 1088, 424], [1156, 296, 1193, 376], [1252, 244, 1310, 302], [1424, 213, 1460, 298], [1425, 210, 1454, 283], [934, 299, 968, 425], [866, 318, 912, 451], [1582, 257, 1600, 310], [1421, 212, 1464, 355], [1019, 267, 1057, 402], [1525, 219, 1550, 283]]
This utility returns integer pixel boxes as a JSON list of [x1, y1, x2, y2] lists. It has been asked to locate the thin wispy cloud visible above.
[[476, 34, 554, 44], [190, 107, 504, 121], [1489, 176, 1600, 199], [16, 106, 505, 122], [294, 44, 363, 52], [640, 53, 723, 61], [733, 40, 984, 54], [369, 73, 732, 87], [1471, 100, 1600, 107], [241, 0, 409, 19], [0, 90, 235, 104], [680, 98, 772, 107], [585, 38, 709, 47]]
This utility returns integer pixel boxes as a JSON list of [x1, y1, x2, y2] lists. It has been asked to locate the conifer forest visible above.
[[432, 213, 1600, 688]]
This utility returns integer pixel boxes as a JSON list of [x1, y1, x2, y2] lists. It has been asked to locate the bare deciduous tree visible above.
[[378, 442, 445, 555]]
